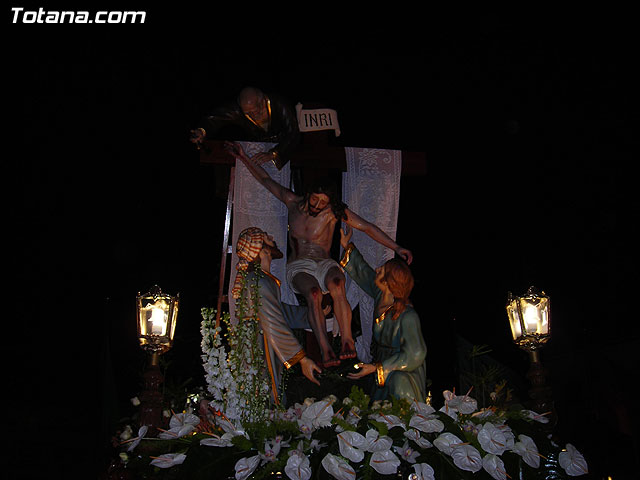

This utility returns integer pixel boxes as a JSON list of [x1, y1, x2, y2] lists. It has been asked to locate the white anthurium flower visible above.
[[404, 429, 433, 449], [300, 400, 333, 429], [411, 462, 436, 480], [522, 409, 550, 424], [394, 440, 420, 463], [337, 430, 366, 463], [321, 453, 356, 480], [200, 432, 235, 447], [438, 405, 458, 421], [558, 443, 589, 476], [369, 412, 406, 430], [150, 453, 187, 469], [451, 444, 483, 472], [433, 432, 465, 455], [482, 453, 508, 480], [363, 428, 393, 452], [512, 434, 541, 468], [370, 449, 401, 475], [234, 455, 261, 480], [411, 400, 436, 416], [497, 424, 515, 450], [477, 422, 508, 455], [159, 412, 200, 439], [447, 393, 478, 415], [409, 412, 445, 433], [125, 425, 148, 452], [285, 453, 312, 480]]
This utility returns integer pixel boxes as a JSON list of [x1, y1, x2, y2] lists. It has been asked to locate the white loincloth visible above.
[[286, 258, 342, 294]]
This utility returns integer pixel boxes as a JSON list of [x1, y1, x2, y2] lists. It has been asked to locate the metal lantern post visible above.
[[136, 285, 179, 435], [506, 286, 556, 429]]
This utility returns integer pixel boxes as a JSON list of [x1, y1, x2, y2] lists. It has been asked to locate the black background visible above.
[[6, 7, 638, 478]]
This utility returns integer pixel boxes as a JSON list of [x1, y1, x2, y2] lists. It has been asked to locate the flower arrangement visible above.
[[112, 306, 589, 480]]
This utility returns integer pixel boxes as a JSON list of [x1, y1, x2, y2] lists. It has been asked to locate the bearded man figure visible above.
[[232, 227, 322, 405], [227, 142, 413, 368]]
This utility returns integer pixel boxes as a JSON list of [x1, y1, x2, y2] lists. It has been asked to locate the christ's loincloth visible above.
[[286, 258, 342, 294]]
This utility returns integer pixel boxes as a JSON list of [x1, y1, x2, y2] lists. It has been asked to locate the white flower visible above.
[[363, 429, 393, 452], [404, 429, 434, 449], [558, 443, 588, 476], [483, 453, 508, 480], [409, 412, 444, 433], [411, 400, 436, 416], [411, 462, 435, 480], [438, 405, 458, 421], [342, 397, 353, 405], [512, 434, 541, 468], [126, 425, 148, 452], [150, 453, 187, 469], [394, 440, 420, 463], [477, 422, 508, 455], [522, 409, 550, 424], [321, 453, 356, 480], [130, 396, 140, 406], [451, 444, 482, 472], [433, 432, 464, 455], [300, 400, 333, 429], [337, 431, 366, 463], [234, 455, 260, 480], [370, 449, 401, 475], [159, 412, 200, 439], [200, 432, 235, 447], [119, 425, 133, 442], [285, 454, 312, 480], [369, 412, 406, 430]]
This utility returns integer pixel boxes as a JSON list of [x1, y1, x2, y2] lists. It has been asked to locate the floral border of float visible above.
[[114, 308, 588, 480]]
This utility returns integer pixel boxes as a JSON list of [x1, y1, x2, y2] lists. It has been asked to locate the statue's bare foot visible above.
[[320, 349, 340, 368], [339, 338, 357, 360]]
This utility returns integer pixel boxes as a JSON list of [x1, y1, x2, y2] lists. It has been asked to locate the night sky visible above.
[[7, 8, 638, 477]]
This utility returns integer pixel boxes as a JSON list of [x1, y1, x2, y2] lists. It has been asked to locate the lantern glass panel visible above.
[[137, 287, 179, 354]]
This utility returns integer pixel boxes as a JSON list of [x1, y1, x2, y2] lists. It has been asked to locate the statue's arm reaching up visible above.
[[225, 141, 298, 207]]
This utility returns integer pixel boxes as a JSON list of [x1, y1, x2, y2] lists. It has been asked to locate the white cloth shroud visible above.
[[228, 142, 297, 321], [342, 147, 402, 363]]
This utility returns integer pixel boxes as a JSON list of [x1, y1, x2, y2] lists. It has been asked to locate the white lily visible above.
[[451, 444, 483, 472], [558, 443, 588, 476], [404, 428, 434, 449], [370, 449, 401, 475], [150, 453, 186, 469], [477, 422, 508, 455], [411, 462, 436, 480], [394, 440, 420, 463], [409, 412, 445, 433], [337, 430, 366, 463], [285, 454, 312, 480], [363, 428, 393, 452], [321, 453, 356, 480], [234, 455, 260, 480], [300, 400, 333, 429], [512, 434, 541, 468], [433, 432, 465, 455], [482, 453, 508, 480]]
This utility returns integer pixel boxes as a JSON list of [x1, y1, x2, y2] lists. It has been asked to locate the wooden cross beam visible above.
[[198, 138, 427, 176]]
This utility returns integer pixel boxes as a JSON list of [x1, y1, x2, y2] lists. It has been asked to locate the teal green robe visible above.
[[341, 244, 427, 402]]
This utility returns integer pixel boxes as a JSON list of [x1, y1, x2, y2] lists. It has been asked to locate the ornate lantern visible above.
[[506, 286, 551, 352], [136, 285, 179, 355], [506, 286, 555, 430], [135, 285, 179, 434]]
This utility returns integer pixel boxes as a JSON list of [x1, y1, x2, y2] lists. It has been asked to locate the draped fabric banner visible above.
[[342, 147, 402, 362], [229, 142, 297, 321]]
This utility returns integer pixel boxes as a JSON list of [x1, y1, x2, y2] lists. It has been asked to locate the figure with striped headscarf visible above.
[[231, 227, 322, 404]]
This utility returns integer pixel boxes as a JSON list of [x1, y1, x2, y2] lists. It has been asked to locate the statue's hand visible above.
[[396, 247, 413, 265], [300, 356, 322, 386], [340, 223, 353, 249], [347, 363, 376, 380], [224, 141, 248, 160]]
